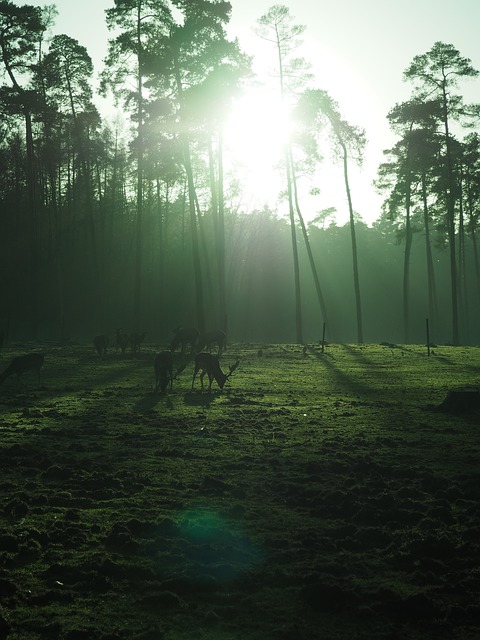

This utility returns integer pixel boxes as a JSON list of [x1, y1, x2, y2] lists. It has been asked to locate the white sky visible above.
[[28, 0, 480, 224]]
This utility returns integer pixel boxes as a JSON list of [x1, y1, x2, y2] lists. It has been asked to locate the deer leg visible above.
[[191, 368, 198, 391]]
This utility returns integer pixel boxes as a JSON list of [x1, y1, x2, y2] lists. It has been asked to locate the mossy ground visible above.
[[1, 342, 480, 640]]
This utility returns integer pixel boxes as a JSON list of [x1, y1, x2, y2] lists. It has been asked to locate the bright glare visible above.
[[223, 88, 293, 207], [220, 30, 385, 225]]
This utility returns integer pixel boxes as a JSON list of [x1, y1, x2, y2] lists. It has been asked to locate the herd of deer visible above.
[[154, 328, 239, 393], [0, 327, 239, 393], [93, 329, 146, 356]]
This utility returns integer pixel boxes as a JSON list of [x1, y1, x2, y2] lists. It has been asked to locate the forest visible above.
[[1, 1, 480, 347]]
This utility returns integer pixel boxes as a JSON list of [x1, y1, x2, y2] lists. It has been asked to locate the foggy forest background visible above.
[[1, 0, 480, 347]]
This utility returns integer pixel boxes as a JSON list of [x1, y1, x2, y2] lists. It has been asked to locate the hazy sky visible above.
[[27, 0, 480, 223]]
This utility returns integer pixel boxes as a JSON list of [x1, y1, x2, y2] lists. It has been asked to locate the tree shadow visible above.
[[133, 391, 176, 413], [183, 391, 221, 408], [303, 344, 380, 397]]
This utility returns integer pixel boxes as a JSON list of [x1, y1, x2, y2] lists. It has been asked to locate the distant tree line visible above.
[[0, 1, 479, 346]]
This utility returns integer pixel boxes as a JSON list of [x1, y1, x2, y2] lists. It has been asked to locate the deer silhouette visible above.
[[115, 329, 130, 354], [191, 353, 239, 392], [170, 327, 199, 355], [130, 332, 146, 353], [93, 335, 109, 355], [154, 351, 187, 392], [0, 353, 44, 387], [197, 330, 227, 355]]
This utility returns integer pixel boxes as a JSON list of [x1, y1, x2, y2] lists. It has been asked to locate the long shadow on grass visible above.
[[428, 349, 480, 374], [183, 391, 220, 408], [0, 348, 156, 401], [344, 343, 480, 380], [133, 391, 175, 413], [341, 344, 405, 385], [305, 346, 376, 397]]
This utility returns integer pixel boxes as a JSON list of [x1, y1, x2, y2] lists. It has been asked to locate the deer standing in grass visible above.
[[191, 353, 239, 392], [197, 330, 227, 356], [154, 351, 187, 392], [170, 327, 199, 355], [0, 353, 44, 387], [130, 332, 145, 353], [116, 329, 130, 353], [154, 350, 174, 393], [93, 334, 109, 355]]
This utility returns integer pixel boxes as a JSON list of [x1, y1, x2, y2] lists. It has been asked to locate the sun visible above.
[[222, 87, 294, 206]]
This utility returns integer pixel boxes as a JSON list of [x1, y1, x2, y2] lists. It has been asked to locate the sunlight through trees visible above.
[[0, 2, 480, 345]]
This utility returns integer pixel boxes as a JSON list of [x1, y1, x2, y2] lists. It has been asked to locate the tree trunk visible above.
[[458, 179, 468, 342], [194, 190, 214, 315], [421, 173, 438, 340], [24, 109, 39, 339], [441, 83, 459, 344], [403, 169, 413, 343], [471, 226, 480, 307], [133, 4, 144, 331], [341, 140, 363, 344], [217, 131, 227, 331], [173, 48, 205, 333], [285, 147, 303, 344], [290, 151, 329, 336], [185, 142, 206, 333]]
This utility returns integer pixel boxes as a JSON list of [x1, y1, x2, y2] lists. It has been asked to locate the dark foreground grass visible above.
[[0, 342, 480, 640]]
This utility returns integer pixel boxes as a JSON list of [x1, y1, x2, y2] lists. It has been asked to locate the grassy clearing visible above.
[[0, 342, 479, 640]]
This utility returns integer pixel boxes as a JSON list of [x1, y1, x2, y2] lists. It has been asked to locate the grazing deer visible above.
[[154, 351, 188, 393], [154, 350, 174, 393], [93, 334, 109, 355], [130, 332, 146, 353], [115, 328, 130, 354], [0, 353, 44, 387], [198, 330, 227, 355], [170, 327, 199, 355], [191, 353, 239, 392]]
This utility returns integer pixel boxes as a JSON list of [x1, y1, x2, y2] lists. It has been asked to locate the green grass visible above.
[[0, 342, 479, 640]]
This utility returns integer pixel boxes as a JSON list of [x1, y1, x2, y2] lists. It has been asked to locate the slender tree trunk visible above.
[[184, 143, 206, 333], [24, 109, 39, 339], [0, 40, 39, 338], [274, 32, 302, 344], [471, 226, 480, 307], [465, 172, 480, 308], [458, 180, 468, 342], [217, 130, 227, 331], [107, 130, 119, 261], [403, 170, 413, 343], [65, 74, 98, 278], [421, 173, 438, 339], [441, 83, 459, 344], [468, 231, 479, 345], [290, 150, 329, 335], [173, 49, 205, 333], [340, 139, 363, 343], [133, 4, 144, 331], [156, 176, 167, 337], [48, 164, 66, 341], [285, 147, 303, 343], [194, 190, 214, 313]]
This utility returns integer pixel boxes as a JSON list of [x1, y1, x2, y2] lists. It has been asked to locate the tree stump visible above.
[[437, 387, 480, 414]]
